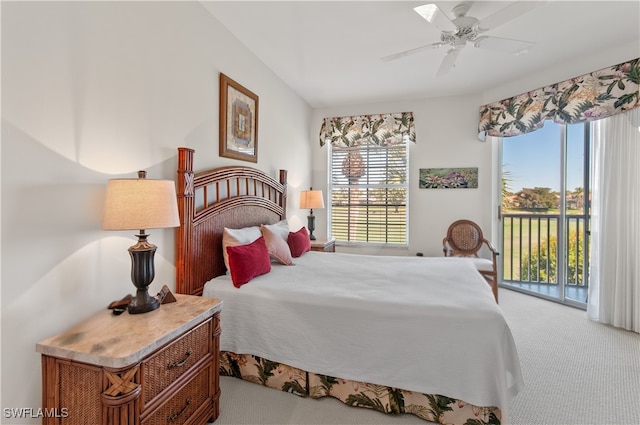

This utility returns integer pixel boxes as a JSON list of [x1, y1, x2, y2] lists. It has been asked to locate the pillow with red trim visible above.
[[226, 236, 271, 288], [288, 227, 311, 258], [260, 224, 293, 265]]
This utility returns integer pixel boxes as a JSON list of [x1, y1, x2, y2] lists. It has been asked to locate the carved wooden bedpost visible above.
[[176, 147, 195, 295]]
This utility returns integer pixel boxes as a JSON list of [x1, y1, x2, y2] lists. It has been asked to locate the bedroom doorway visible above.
[[500, 120, 590, 308]]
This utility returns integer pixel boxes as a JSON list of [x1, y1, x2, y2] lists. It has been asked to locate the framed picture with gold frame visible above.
[[219, 73, 259, 162]]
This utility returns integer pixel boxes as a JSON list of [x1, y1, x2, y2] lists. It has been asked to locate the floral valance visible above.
[[319, 112, 415, 147], [478, 58, 640, 141]]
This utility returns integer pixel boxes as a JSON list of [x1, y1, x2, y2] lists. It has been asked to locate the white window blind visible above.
[[329, 142, 408, 245]]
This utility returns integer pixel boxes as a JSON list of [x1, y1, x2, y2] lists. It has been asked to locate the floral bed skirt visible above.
[[220, 351, 501, 425]]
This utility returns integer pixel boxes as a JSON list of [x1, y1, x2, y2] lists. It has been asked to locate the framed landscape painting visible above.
[[219, 73, 259, 163], [419, 167, 478, 189]]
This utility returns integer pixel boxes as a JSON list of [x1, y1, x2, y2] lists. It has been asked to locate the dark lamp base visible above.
[[128, 289, 160, 314], [307, 211, 317, 240], [127, 234, 161, 314]]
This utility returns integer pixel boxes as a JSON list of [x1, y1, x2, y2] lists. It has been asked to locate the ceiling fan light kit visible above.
[[387, 1, 545, 76]]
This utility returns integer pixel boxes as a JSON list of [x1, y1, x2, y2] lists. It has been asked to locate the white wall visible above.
[[311, 94, 494, 257], [480, 40, 640, 105], [1, 2, 311, 422]]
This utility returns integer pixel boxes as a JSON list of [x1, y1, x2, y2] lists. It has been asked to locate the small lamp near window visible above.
[[102, 171, 180, 314], [299, 188, 324, 241]]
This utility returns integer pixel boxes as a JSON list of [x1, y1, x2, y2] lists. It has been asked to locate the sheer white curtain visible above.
[[588, 108, 640, 333]]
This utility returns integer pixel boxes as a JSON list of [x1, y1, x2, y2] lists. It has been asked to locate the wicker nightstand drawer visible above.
[[142, 364, 212, 425], [142, 319, 212, 406]]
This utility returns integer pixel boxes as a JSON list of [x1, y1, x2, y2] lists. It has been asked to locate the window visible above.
[[328, 135, 409, 246], [320, 112, 414, 246]]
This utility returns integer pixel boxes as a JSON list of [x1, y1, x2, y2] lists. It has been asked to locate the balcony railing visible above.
[[502, 213, 589, 288]]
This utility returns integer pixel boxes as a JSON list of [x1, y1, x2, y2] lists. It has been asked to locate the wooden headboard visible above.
[[175, 147, 287, 296]]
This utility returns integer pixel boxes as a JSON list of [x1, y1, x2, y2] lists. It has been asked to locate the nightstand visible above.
[[310, 238, 336, 252], [36, 294, 222, 425]]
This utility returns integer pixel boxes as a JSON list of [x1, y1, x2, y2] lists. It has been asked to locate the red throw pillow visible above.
[[226, 236, 271, 288], [288, 227, 311, 258]]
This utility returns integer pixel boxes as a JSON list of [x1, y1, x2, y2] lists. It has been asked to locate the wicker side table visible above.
[[36, 294, 222, 425]]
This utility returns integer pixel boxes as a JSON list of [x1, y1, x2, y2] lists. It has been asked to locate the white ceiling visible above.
[[202, 1, 640, 108]]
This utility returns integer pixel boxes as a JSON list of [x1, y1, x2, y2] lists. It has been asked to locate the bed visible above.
[[174, 147, 524, 425]]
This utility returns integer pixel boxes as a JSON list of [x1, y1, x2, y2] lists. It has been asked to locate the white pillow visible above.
[[263, 219, 289, 241], [222, 226, 262, 271]]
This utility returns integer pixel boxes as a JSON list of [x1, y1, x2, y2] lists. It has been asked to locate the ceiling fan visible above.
[[382, 1, 544, 76]]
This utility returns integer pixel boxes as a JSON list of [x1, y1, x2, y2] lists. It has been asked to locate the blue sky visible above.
[[502, 121, 586, 193]]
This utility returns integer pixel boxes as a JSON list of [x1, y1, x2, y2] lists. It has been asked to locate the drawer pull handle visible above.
[[167, 398, 191, 422], [168, 349, 193, 369]]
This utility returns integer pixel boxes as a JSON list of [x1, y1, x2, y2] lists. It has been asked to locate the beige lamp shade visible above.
[[299, 190, 325, 209], [102, 178, 180, 231]]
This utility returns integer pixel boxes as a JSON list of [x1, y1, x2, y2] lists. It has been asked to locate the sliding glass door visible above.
[[563, 123, 590, 304], [501, 121, 590, 308]]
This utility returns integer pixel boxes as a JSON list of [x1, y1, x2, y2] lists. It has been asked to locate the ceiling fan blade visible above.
[[435, 48, 461, 77], [473, 36, 534, 55], [476, 1, 546, 32], [381, 42, 445, 62], [414, 3, 458, 32]]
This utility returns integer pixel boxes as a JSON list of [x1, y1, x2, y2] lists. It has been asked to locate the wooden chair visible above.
[[443, 219, 499, 302]]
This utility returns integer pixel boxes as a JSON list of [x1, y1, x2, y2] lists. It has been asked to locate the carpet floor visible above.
[[214, 288, 640, 425]]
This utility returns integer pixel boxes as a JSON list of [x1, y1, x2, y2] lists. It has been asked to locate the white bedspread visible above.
[[203, 252, 523, 412]]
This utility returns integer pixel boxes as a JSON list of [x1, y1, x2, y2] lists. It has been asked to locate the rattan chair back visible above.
[[444, 219, 484, 257]]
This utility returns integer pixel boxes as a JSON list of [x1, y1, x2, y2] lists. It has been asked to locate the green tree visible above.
[[502, 167, 514, 209], [520, 236, 558, 282], [520, 230, 585, 284], [565, 229, 586, 285], [516, 187, 558, 210]]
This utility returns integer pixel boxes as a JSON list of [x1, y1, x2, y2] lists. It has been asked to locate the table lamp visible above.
[[299, 188, 324, 240], [102, 171, 180, 314]]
